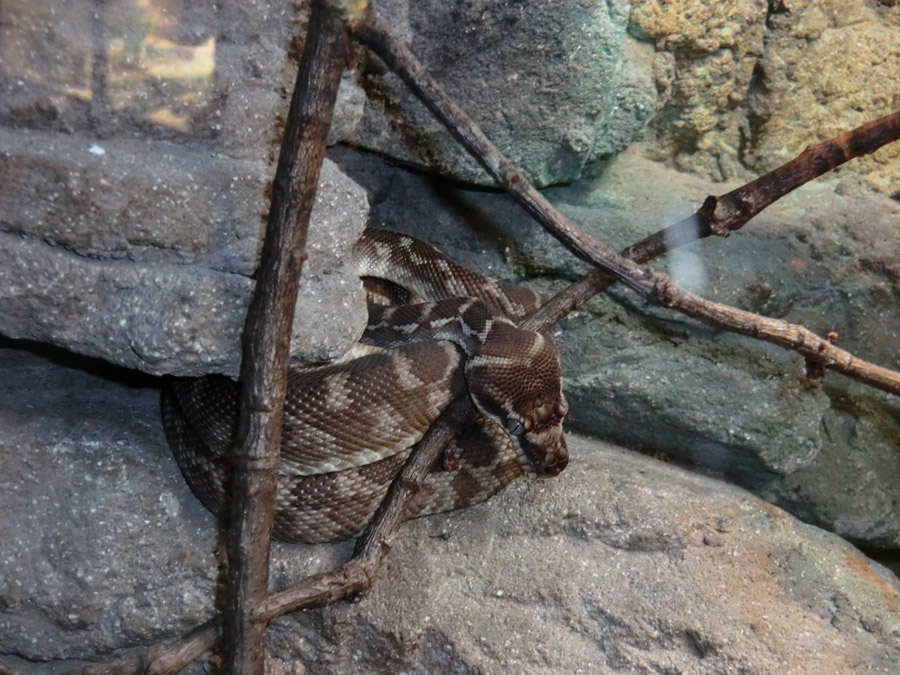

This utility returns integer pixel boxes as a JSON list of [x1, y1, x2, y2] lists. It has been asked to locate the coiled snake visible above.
[[161, 229, 568, 543]]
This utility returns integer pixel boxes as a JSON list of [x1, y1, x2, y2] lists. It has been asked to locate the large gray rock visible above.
[[0, 1, 370, 377], [349, 0, 654, 187], [0, 344, 349, 672], [1, 344, 897, 672], [329, 145, 900, 551], [0, 135, 369, 376]]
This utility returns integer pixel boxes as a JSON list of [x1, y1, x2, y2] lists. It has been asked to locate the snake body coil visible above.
[[162, 229, 568, 542]]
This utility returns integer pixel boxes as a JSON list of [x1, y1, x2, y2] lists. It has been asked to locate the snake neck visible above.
[[361, 298, 568, 478]]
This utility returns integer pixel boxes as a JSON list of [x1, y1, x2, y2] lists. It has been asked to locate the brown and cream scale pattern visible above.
[[162, 229, 568, 543], [352, 227, 544, 320]]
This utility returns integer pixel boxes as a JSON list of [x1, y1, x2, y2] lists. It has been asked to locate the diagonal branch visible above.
[[620, 110, 900, 268], [353, 10, 900, 397], [68, 401, 470, 675], [525, 111, 900, 332]]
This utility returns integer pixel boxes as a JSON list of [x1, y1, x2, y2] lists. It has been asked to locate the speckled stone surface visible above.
[[0, 145, 369, 377], [347, 0, 652, 187], [0, 0, 372, 377]]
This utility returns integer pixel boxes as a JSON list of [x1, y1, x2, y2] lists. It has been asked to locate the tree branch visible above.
[[625, 110, 900, 261], [524, 111, 900, 334], [222, 2, 350, 671]]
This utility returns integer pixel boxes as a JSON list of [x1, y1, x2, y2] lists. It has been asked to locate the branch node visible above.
[[699, 195, 730, 237], [649, 274, 674, 307]]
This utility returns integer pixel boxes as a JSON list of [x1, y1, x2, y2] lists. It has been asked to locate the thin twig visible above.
[[223, 1, 350, 671], [625, 110, 900, 262], [354, 10, 900, 396]]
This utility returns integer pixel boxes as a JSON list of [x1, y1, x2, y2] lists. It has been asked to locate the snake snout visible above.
[[519, 424, 568, 477]]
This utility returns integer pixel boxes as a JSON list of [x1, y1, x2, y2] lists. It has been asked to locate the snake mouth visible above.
[[513, 427, 568, 477]]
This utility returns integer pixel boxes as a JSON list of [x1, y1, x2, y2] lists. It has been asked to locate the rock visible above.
[[329, 145, 900, 550], [0, 2, 366, 160], [301, 440, 900, 673], [629, 0, 900, 196], [744, 2, 900, 197], [0, 135, 369, 376], [348, 0, 652, 187], [0, 1, 370, 377], [0, 343, 351, 672], [1, 343, 898, 672], [355, 0, 900, 192]]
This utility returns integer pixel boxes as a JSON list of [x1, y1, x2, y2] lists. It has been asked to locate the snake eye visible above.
[[505, 418, 526, 435]]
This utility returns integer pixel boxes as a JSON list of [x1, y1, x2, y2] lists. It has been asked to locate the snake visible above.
[[161, 228, 568, 543]]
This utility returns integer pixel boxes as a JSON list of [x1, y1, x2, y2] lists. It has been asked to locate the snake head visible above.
[[465, 321, 569, 477]]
